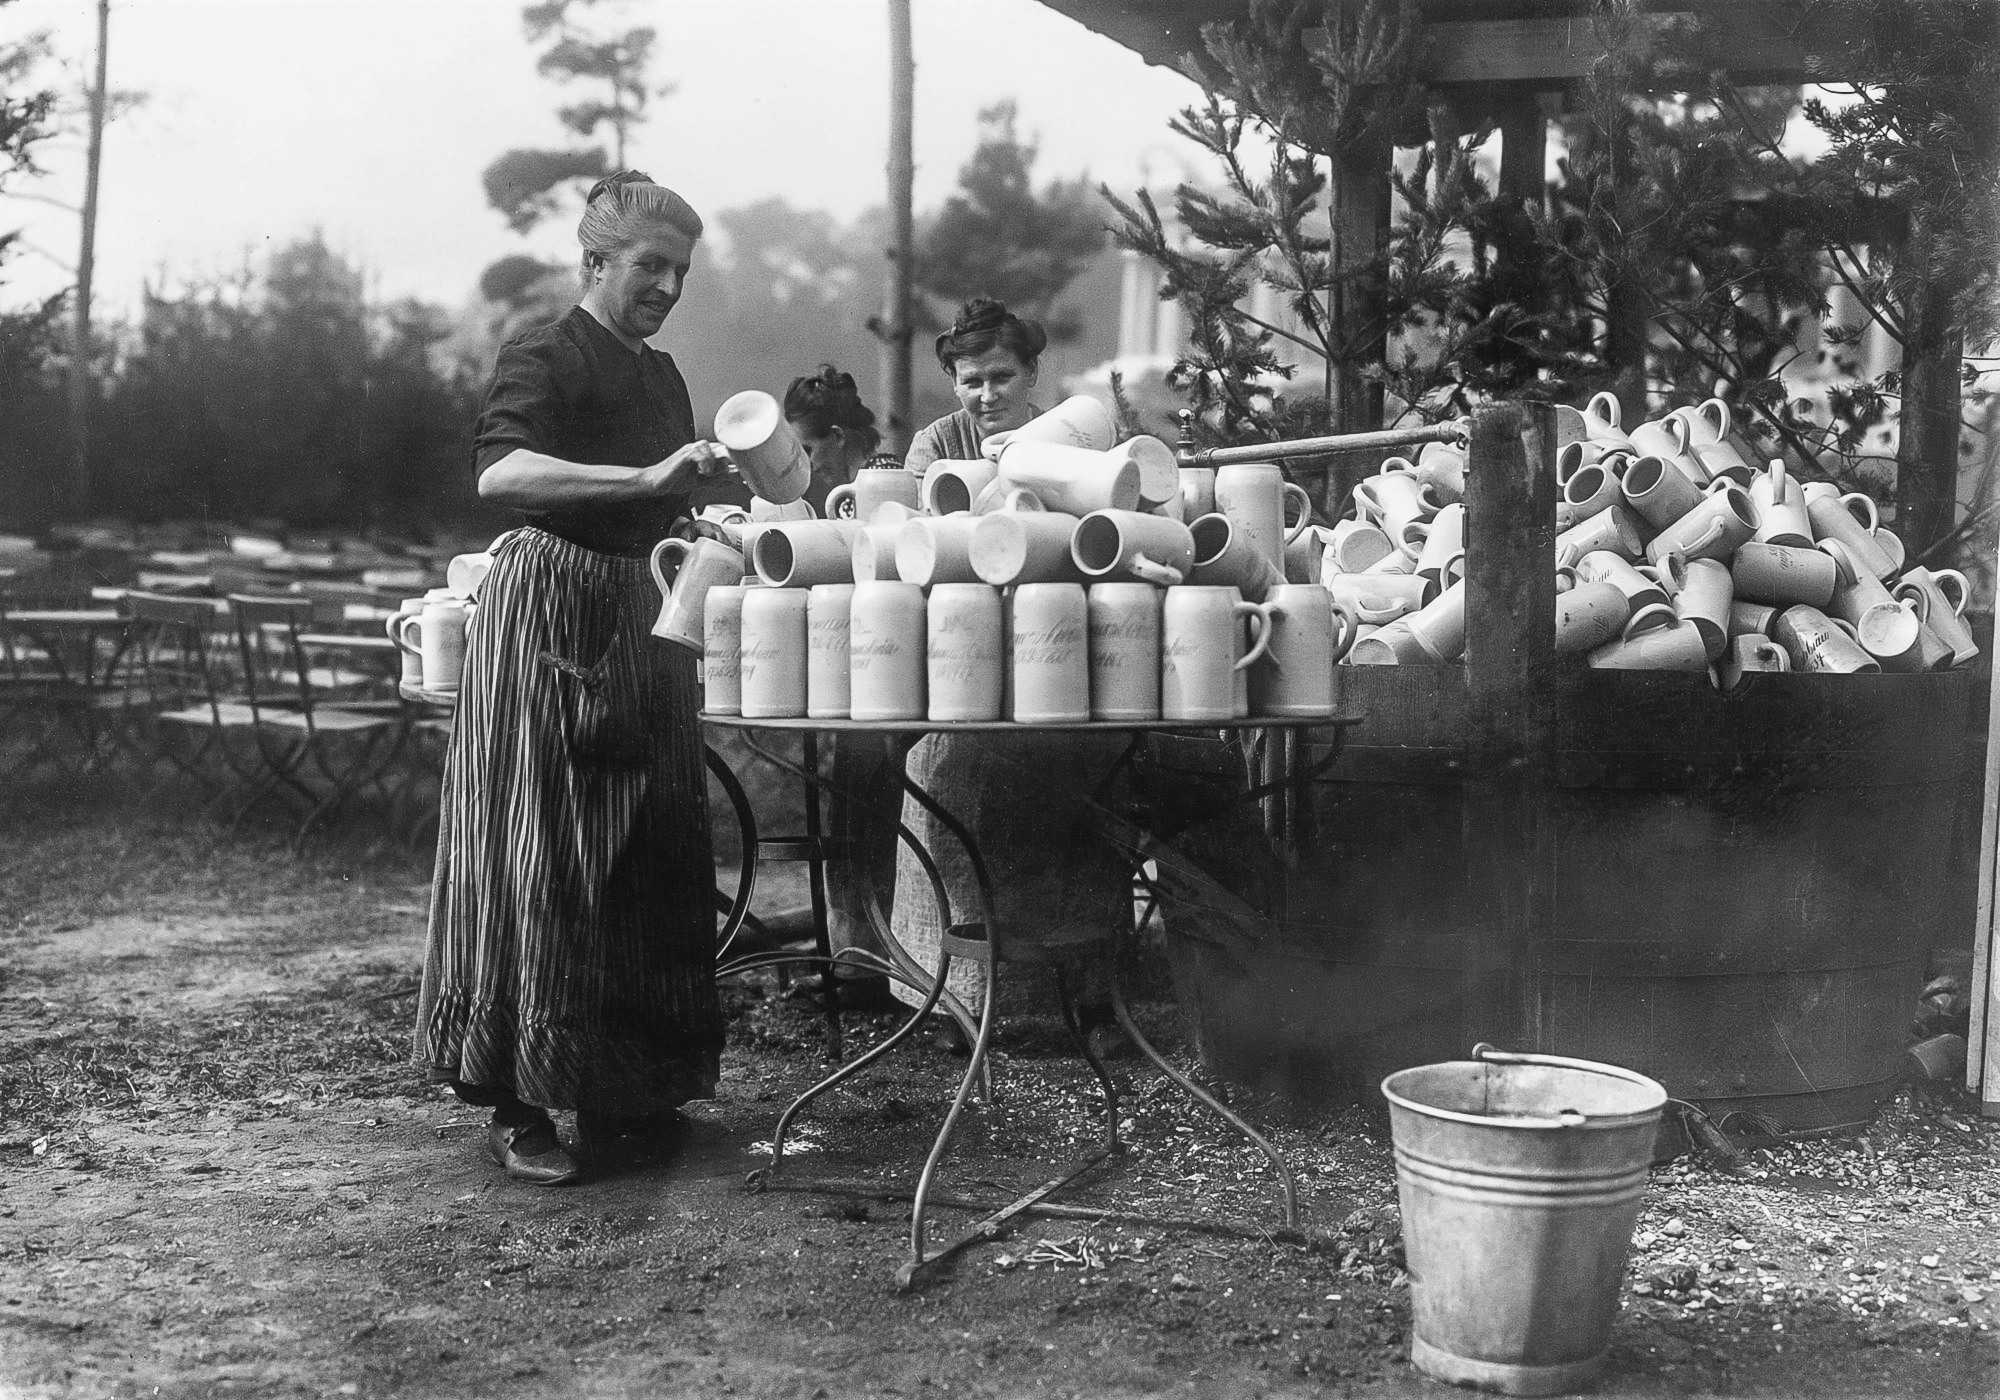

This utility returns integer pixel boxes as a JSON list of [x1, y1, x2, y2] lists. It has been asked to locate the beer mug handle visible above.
[[1893, 580, 1931, 621], [1701, 398, 1731, 440], [396, 614, 424, 659], [1439, 550, 1465, 592], [1928, 568, 1976, 612], [1667, 415, 1691, 456], [1281, 483, 1314, 544], [386, 610, 415, 654], [1127, 553, 1184, 588], [1399, 520, 1430, 559], [979, 430, 1015, 463], [1599, 449, 1634, 481], [651, 537, 689, 599], [999, 487, 1044, 513], [1816, 537, 1861, 586], [1673, 517, 1727, 560], [1587, 390, 1622, 431], [1351, 481, 1382, 522], [824, 483, 857, 519], [1327, 601, 1359, 664], [1840, 492, 1880, 531], [1234, 601, 1274, 670], [1831, 616, 1862, 643], [1555, 564, 1579, 594]]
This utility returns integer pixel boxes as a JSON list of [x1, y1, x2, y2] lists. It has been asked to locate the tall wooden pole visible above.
[[67, 0, 110, 517], [879, 0, 915, 455]]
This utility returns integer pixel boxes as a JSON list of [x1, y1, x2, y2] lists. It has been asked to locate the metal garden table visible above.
[[706, 712, 1363, 1290]]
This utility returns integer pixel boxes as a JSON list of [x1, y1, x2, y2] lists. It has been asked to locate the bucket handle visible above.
[[1470, 1042, 1664, 1116]]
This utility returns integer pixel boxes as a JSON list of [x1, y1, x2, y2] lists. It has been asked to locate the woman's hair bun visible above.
[[784, 364, 876, 438], [585, 169, 657, 205], [936, 297, 1047, 371]]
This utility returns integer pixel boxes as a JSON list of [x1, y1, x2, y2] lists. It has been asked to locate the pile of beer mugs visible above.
[[1329, 392, 1978, 680], [655, 393, 1356, 726]]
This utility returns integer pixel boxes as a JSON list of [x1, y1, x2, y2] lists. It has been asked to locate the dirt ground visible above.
[[4, 782, 1999, 1399]]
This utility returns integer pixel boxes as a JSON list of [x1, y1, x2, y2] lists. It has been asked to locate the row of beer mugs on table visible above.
[[1552, 391, 1976, 677], [701, 576, 1354, 725]]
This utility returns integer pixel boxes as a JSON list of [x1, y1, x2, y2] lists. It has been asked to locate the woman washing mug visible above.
[[415, 172, 728, 1187]]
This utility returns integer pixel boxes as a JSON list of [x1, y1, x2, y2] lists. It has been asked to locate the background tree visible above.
[[481, 0, 664, 235], [912, 100, 1106, 344], [0, 5, 62, 528]]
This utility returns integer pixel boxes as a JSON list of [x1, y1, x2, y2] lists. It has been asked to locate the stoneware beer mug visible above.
[[927, 582, 1004, 722], [398, 594, 473, 693], [922, 459, 999, 515], [702, 584, 745, 716], [1412, 503, 1465, 589], [1554, 581, 1631, 656], [1672, 399, 1754, 481], [1086, 582, 1162, 721], [1729, 540, 1837, 608], [1557, 503, 1646, 567], [1579, 389, 1638, 451], [1728, 599, 1779, 638], [1178, 466, 1217, 522], [1253, 584, 1358, 717], [737, 587, 810, 719], [1562, 458, 1629, 525], [1773, 604, 1880, 674], [1348, 619, 1432, 666], [1324, 518, 1397, 574], [1801, 482, 1895, 580], [1188, 512, 1283, 601], [1010, 582, 1090, 724], [849, 502, 921, 583], [824, 463, 921, 522], [895, 515, 983, 588], [969, 506, 1084, 588], [752, 520, 861, 589], [1221, 462, 1316, 568], [1161, 585, 1272, 722], [1328, 570, 1432, 619], [1350, 465, 1437, 541], [806, 583, 854, 719], [1071, 509, 1196, 587], [1644, 483, 1756, 565], [650, 536, 745, 652], [1618, 453, 1701, 531], [1576, 550, 1671, 615], [1284, 526, 1325, 585], [1627, 413, 1707, 484], [386, 593, 440, 688], [1719, 634, 1791, 689], [1821, 537, 1896, 626], [848, 581, 926, 720], [980, 394, 1118, 457], [1412, 439, 1467, 503], [1675, 556, 1734, 661], [1587, 616, 1709, 672], [1895, 567, 1977, 666], [715, 390, 811, 504], [1854, 599, 1926, 672], [1749, 460, 1814, 548], [1404, 579, 1468, 663], [995, 440, 1143, 516]]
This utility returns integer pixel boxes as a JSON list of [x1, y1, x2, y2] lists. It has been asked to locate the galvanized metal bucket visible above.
[[1382, 1044, 1667, 1396]]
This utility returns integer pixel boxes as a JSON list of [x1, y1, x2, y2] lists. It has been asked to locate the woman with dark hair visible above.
[[415, 171, 726, 1187], [903, 298, 1048, 475], [782, 364, 900, 517], [890, 300, 1128, 1044]]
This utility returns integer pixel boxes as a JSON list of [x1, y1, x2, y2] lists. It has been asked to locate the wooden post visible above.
[[878, 0, 916, 455], [1461, 402, 1559, 1051], [1327, 134, 1389, 434], [1972, 519, 2000, 1114]]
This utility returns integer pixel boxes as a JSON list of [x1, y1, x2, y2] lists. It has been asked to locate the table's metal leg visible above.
[[800, 730, 840, 1058], [1108, 960, 1299, 1230]]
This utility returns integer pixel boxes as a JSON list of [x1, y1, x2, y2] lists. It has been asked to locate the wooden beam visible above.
[[1461, 402, 1559, 1050]]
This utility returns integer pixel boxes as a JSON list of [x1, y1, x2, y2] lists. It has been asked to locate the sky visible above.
[[0, 0, 1209, 317]]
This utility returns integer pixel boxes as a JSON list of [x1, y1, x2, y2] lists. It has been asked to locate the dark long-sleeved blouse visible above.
[[471, 306, 698, 556]]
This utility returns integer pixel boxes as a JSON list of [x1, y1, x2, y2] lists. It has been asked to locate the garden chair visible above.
[[120, 592, 263, 809], [224, 594, 407, 851], [0, 585, 140, 782]]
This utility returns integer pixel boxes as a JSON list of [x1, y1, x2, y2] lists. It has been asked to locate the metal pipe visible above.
[[1177, 419, 1469, 469]]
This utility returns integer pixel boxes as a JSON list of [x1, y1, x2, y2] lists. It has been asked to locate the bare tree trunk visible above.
[[66, 0, 109, 517], [1898, 271, 1964, 555], [879, 0, 915, 455], [1327, 136, 1388, 433]]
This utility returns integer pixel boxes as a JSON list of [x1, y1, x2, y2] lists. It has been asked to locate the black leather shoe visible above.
[[486, 1117, 582, 1186]]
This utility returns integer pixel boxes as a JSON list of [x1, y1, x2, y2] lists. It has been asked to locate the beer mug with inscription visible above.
[[927, 583, 1004, 722], [1086, 582, 1162, 721], [1010, 582, 1090, 724]]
